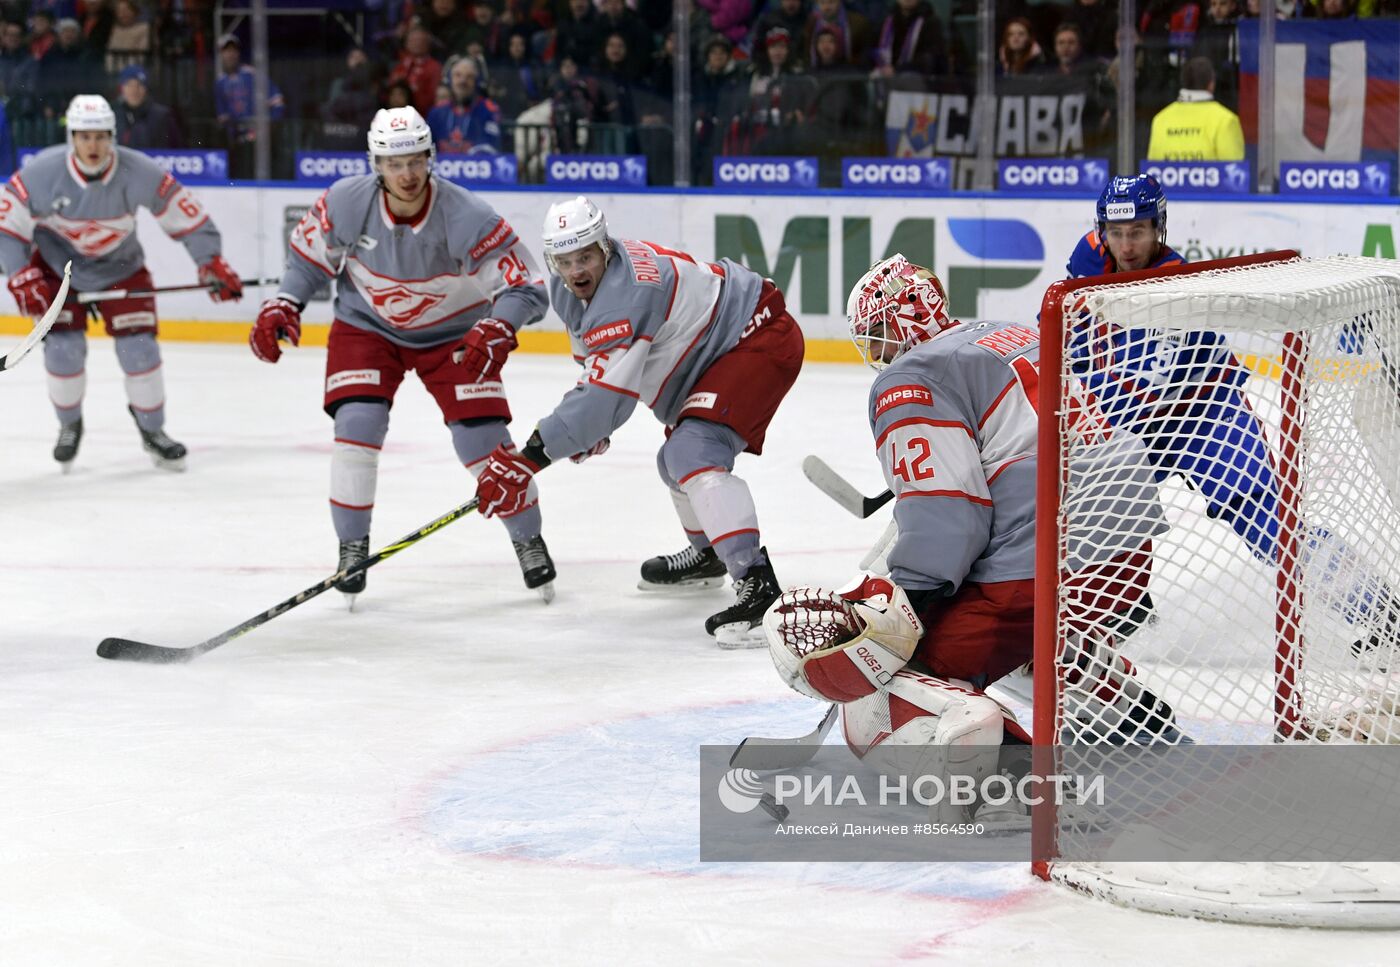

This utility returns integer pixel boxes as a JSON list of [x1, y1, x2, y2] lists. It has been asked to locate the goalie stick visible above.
[[77, 276, 282, 304], [729, 703, 839, 771], [96, 497, 480, 664], [0, 260, 71, 372], [801, 455, 893, 519]]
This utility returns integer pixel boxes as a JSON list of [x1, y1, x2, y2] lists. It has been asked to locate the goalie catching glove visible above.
[[763, 574, 924, 702]]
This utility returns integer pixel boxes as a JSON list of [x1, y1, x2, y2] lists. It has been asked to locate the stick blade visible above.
[[729, 704, 839, 770], [96, 637, 196, 663]]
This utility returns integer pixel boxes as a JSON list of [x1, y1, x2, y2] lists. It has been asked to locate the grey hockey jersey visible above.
[[869, 320, 1164, 594], [0, 145, 223, 290], [535, 237, 764, 459], [279, 175, 547, 348]]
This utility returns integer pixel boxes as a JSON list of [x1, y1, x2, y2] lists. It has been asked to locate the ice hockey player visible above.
[[1067, 174, 1397, 648], [250, 106, 554, 605], [0, 94, 242, 472], [473, 197, 805, 647], [763, 256, 1181, 824]]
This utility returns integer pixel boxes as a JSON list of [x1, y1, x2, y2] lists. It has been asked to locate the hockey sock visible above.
[[662, 419, 762, 575], [330, 401, 388, 541], [44, 329, 86, 425], [452, 418, 542, 543], [679, 468, 762, 577], [116, 333, 165, 431], [667, 487, 711, 552]]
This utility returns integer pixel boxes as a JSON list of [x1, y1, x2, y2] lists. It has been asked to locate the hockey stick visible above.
[[96, 497, 481, 664], [801, 455, 893, 519], [0, 260, 71, 372], [729, 703, 839, 771], [76, 276, 282, 304]]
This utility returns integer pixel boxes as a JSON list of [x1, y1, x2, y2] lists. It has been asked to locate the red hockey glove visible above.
[[199, 256, 243, 303], [452, 318, 518, 383], [475, 444, 542, 519], [569, 437, 610, 464], [7, 265, 59, 317], [249, 297, 302, 364]]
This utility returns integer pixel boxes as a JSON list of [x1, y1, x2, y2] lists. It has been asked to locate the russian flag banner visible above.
[[1238, 19, 1399, 161]]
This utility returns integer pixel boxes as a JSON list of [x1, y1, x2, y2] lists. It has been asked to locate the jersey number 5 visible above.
[[890, 436, 935, 483]]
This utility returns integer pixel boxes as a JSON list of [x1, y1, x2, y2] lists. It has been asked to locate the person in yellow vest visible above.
[[1146, 56, 1245, 161]]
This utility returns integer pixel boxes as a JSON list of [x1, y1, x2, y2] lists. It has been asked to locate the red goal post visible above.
[[1027, 250, 1400, 926]]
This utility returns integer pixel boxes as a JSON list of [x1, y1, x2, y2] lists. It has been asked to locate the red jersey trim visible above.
[[986, 454, 1030, 485], [979, 378, 1017, 429], [167, 214, 211, 240], [875, 415, 972, 449], [896, 490, 994, 507], [291, 240, 336, 277]]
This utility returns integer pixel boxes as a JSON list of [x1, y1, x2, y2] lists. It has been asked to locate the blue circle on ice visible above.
[[421, 698, 1025, 899]]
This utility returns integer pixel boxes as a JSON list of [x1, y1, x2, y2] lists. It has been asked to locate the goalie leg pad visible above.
[[44, 329, 87, 417], [453, 418, 542, 542], [330, 401, 388, 541], [115, 333, 165, 429], [854, 671, 1006, 823]]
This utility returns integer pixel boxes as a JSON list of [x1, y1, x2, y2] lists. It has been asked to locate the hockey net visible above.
[[1032, 252, 1400, 927]]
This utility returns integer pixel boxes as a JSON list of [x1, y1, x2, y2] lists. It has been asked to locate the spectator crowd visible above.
[[0, 0, 1395, 181]]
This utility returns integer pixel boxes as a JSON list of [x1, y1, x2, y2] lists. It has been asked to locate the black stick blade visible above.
[[96, 638, 196, 663]]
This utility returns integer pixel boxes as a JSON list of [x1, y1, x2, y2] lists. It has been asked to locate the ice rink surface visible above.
[[4, 342, 1398, 965]]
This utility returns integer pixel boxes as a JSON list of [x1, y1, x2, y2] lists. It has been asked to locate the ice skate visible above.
[[129, 406, 186, 472], [705, 551, 781, 649], [53, 419, 83, 473], [637, 544, 727, 592], [334, 536, 369, 610], [512, 535, 556, 603]]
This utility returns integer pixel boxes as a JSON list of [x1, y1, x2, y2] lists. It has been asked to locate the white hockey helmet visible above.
[[65, 94, 116, 140], [541, 196, 612, 273], [366, 107, 435, 169], [847, 254, 956, 370]]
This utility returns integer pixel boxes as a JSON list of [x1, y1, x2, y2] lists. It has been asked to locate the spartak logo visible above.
[[365, 281, 446, 328], [51, 218, 127, 255]]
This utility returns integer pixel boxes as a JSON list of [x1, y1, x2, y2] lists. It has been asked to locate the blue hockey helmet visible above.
[[1095, 174, 1167, 250]]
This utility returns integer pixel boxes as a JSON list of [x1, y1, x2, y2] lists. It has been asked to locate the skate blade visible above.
[[341, 592, 359, 612], [150, 455, 187, 472], [534, 581, 556, 604], [714, 621, 766, 650], [58, 461, 75, 475], [636, 575, 727, 592]]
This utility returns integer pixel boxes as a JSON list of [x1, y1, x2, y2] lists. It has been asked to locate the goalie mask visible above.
[[541, 196, 612, 274], [847, 255, 955, 370]]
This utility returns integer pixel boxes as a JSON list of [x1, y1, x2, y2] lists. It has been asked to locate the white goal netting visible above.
[[1034, 253, 1400, 927]]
